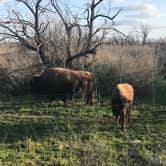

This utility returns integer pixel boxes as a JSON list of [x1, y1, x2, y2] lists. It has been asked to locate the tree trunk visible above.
[[38, 45, 49, 64]]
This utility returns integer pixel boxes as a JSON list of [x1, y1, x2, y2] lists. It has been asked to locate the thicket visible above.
[[91, 45, 161, 97], [0, 41, 165, 99]]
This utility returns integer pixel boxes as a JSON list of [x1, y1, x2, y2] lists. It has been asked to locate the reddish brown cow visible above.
[[31, 67, 95, 106], [111, 83, 134, 130]]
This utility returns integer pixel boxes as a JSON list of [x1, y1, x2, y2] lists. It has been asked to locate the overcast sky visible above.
[[0, 0, 166, 39]]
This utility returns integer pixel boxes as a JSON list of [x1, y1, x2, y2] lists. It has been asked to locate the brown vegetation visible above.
[[0, 42, 162, 96], [91, 44, 159, 96]]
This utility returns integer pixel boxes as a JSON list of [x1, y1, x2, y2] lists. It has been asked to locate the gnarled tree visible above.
[[50, 0, 122, 68], [0, 0, 50, 64], [0, 0, 122, 68]]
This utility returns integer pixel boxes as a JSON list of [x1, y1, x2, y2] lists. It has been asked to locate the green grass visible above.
[[0, 97, 166, 166], [0, 97, 165, 166]]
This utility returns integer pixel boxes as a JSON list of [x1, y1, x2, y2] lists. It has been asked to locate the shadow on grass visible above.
[[0, 112, 116, 144]]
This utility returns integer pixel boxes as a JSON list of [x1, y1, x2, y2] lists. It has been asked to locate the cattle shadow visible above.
[[0, 95, 86, 113], [1, 100, 164, 144], [0, 112, 116, 144]]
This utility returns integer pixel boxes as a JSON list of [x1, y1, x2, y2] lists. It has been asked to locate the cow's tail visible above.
[[90, 72, 98, 100]]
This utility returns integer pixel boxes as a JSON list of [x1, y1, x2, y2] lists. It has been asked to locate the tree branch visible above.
[[16, 0, 36, 16], [66, 48, 96, 64]]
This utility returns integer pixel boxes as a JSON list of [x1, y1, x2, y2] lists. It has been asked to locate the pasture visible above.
[[0, 96, 165, 166], [0, 43, 165, 165], [0, 0, 166, 165]]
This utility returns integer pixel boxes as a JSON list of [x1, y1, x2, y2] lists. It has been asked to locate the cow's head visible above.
[[83, 79, 95, 105], [30, 75, 41, 94], [119, 98, 132, 130], [118, 98, 128, 130]]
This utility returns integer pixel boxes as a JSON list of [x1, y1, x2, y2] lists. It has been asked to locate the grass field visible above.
[[0, 97, 165, 166]]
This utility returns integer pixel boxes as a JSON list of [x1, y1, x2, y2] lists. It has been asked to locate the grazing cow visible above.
[[111, 83, 134, 130], [31, 67, 95, 106]]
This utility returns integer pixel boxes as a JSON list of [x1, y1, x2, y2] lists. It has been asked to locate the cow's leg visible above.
[[86, 94, 92, 105], [87, 81, 94, 105], [120, 116, 125, 131], [87, 91, 93, 105], [89, 95, 93, 105], [62, 96, 67, 107], [49, 97, 54, 107], [127, 105, 132, 123], [121, 111, 126, 131], [86, 92, 89, 105], [82, 81, 88, 105], [127, 108, 131, 123], [116, 115, 120, 127]]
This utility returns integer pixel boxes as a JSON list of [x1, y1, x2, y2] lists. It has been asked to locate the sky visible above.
[[111, 0, 166, 39], [0, 0, 166, 39]]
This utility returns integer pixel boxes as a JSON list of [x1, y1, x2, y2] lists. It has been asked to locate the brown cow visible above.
[[31, 67, 95, 106], [111, 83, 134, 130], [77, 70, 95, 105]]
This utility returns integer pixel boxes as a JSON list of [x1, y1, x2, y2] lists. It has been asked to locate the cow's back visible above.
[[112, 83, 134, 112], [116, 83, 134, 102], [39, 68, 77, 94]]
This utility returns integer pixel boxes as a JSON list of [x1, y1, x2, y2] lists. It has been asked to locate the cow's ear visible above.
[[127, 100, 131, 104], [126, 100, 131, 106], [32, 75, 40, 83], [122, 97, 127, 103]]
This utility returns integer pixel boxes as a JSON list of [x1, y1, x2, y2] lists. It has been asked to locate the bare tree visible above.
[[0, 0, 122, 68], [0, 0, 50, 64], [140, 24, 151, 45], [50, 0, 122, 68], [132, 24, 151, 45]]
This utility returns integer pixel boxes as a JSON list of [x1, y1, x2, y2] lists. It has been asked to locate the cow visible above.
[[31, 67, 95, 106], [111, 83, 134, 131]]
